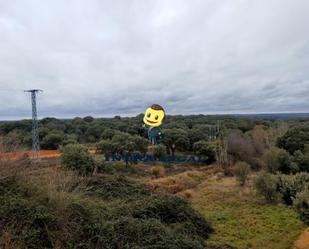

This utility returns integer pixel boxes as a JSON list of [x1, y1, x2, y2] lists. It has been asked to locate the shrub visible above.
[[277, 125, 309, 154], [277, 173, 309, 205], [84, 175, 151, 200], [292, 150, 309, 172], [132, 195, 213, 239], [61, 138, 78, 147], [96, 160, 115, 174], [97, 139, 116, 154], [227, 131, 255, 162], [256, 172, 309, 205], [0, 163, 215, 249], [66, 201, 208, 249], [193, 140, 216, 164], [255, 173, 280, 202], [293, 189, 309, 225], [151, 166, 165, 178], [0, 181, 56, 249], [152, 144, 167, 160], [233, 161, 250, 186], [61, 144, 95, 175], [262, 147, 291, 173], [41, 131, 64, 150], [246, 157, 265, 171]]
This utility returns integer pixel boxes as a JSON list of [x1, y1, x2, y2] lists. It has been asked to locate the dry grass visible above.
[[147, 168, 214, 194], [190, 175, 305, 249], [151, 166, 166, 178], [143, 165, 305, 248]]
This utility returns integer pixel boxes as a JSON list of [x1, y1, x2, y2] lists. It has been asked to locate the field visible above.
[[0, 154, 307, 248], [143, 166, 306, 249], [1, 114, 309, 248]]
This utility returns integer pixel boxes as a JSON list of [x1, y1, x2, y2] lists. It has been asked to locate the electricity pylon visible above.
[[25, 89, 42, 160]]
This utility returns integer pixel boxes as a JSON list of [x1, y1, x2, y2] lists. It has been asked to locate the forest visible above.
[[0, 114, 309, 248]]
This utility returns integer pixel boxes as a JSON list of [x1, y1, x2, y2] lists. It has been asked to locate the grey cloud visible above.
[[0, 0, 309, 120]]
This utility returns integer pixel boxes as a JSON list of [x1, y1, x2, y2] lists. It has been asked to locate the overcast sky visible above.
[[0, 0, 309, 119]]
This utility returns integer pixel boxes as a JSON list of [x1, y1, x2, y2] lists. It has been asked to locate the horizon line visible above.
[[1, 111, 309, 121]]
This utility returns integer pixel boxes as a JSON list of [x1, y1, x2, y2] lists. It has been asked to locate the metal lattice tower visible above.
[[25, 89, 42, 160]]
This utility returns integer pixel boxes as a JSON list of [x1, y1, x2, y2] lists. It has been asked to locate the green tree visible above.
[[188, 128, 208, 149], [101, 128, 116, 140], [129, 136, 148, 154], [277, 125, 309, 154], [193, 140, 216, 164], [163, 128, 190, 152], [255, 173, 280, 202], [41, 131, 64, 150], [292, 150, 309, 172], [97, 140, 116, 154], [85, 123, 105, 142], [263, 147, 291, 173], [83, 116, 94, 123], [61, 144, 95, 175]]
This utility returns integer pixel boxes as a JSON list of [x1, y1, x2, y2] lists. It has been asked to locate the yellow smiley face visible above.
[[143, 105, 165, 127]]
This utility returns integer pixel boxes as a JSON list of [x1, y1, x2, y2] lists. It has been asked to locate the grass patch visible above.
[[190, 176, 305, 249]]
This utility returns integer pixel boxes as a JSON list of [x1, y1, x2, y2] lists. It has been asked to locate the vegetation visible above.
[[61, 144, 95, 175], [152, 144, 167, 160], [255, 173, 280, 202], [0, 160, 214, 249], [233, 161, 250, 186], [191, 175, 305, 249], [1, 114, 309, 248]]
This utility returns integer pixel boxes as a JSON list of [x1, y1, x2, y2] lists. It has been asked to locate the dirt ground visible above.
[[294, 228, 309, 249], [0, 150, 61, 160], [0, 148, 97, 160]]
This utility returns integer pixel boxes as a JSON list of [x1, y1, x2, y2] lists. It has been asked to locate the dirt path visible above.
[[294, 228, 309, 249], [0, 150, 61, 160], [0, 148, 97, 160]]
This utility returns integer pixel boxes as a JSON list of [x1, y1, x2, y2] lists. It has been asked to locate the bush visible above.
[[151, 166, 165, 178], [132, 195, 213, 239], [61, 144, 95, 175], [255, 172, 309, 205], [0, 162, 215, 249], [66, 200, 208, 249], [233, 161, 250, 186], [61, 138, 78, 147], [293, 189, 309, 225], [96, 160, 115, 174], [255, 173, 280, 202], [152, 144, 167, 160], [97, 139, 116, 154], [292, 150, 309, 172], [277, 173, 309, 205], [277, 125, 309, 154], [262, 147, 291, 173], [84, 175, 151, 200], [0, 181, 56, 249], [193, 140, 216, 164], [41, 131, 64, 150]]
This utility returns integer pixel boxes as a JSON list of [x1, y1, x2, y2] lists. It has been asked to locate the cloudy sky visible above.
[[0, 0, 309, 119]]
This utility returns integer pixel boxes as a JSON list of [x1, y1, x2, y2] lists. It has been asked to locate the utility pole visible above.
[[25, 89, 42, 160]]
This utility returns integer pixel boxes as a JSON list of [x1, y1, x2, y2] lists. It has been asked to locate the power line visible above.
[[24, 89, 43, 160]]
